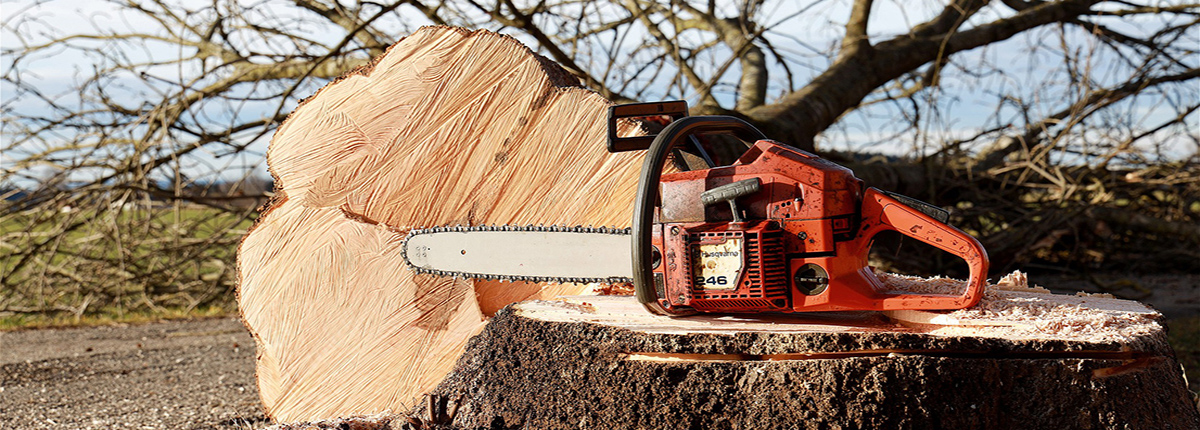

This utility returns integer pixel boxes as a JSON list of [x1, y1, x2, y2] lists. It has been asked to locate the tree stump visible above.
[[423, 273, 1198, 429]]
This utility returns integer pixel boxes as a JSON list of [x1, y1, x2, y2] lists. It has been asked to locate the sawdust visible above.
[[541, 298, 597, 314], [260, 413, 409, 430], [879, 270, 1162, 342], [592, 281, 635, 295]]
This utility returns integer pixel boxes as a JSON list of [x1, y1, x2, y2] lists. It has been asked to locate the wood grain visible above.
[[238, 27, 646, 422]]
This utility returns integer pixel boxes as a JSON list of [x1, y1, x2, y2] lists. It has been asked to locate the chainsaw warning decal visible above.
[[692, 238, 743, 290]]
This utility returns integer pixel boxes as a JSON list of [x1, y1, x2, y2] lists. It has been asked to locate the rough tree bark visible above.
[[420, 274, 1197, 430]]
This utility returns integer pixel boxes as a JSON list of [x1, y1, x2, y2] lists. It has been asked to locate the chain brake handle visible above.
[[629, 115, 768, 316], [851, 188, 990, 310]]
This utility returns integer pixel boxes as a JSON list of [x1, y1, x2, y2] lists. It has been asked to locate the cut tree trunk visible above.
[[421, 273, 1198, 430], [238, 26, 648, 422]]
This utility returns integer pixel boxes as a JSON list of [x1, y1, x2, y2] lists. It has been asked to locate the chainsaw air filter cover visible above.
[[660, 221, 790, 313]]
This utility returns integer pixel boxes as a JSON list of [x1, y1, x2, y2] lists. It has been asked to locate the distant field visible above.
[[1, 203, 257, 328], [0, 305, 233, 331]]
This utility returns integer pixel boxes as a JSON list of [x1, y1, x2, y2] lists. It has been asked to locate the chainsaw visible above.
[[403, 101, 989, 316]]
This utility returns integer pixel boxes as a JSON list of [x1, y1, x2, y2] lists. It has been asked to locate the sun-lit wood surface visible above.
[[237, 26, 647, 422]]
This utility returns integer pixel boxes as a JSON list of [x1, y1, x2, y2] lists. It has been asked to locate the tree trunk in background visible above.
[[237, 26, 648, 422], [421, 282, 1197, 430]]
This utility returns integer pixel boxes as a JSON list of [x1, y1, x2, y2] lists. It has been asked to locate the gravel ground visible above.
[[1, 317, 267, 430]]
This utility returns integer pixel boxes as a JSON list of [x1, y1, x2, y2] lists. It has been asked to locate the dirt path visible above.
[[1, 317, 267, 430]]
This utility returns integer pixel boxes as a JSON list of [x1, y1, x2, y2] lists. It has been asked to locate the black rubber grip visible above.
[[631, 116, 766, 315], [880, 190, 950, 224], [700, 178, 761, 207]]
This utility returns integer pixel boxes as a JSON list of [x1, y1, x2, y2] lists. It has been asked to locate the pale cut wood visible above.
[[238, 26, 650, 422]]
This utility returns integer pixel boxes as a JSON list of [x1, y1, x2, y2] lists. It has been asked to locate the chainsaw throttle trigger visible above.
[[700, 178, 761, 222]]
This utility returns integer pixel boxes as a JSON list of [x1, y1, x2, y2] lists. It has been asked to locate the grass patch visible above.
[[2, 203, 255, 319], [0, 304, 236, 331]]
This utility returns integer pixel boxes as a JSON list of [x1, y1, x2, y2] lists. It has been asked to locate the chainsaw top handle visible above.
[[631, 115, 767, 316]]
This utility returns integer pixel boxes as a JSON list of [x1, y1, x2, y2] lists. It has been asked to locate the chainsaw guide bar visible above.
[[402, 225, 635, 284]]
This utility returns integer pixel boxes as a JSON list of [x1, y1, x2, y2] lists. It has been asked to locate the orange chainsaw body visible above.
[[644, 140, 988, 314], [611, 100, 989, 315]]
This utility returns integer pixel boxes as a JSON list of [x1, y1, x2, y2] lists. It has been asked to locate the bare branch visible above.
[[975, 67, 1200, 170], [841, 0, 874, 58]]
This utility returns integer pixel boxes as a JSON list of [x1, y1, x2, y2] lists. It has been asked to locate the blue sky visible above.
[[2, 0, 1196, 187]]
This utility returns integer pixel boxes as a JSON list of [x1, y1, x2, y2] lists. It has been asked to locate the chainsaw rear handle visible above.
[[856, 188, 990, 309], [632, 116, 767, 316]]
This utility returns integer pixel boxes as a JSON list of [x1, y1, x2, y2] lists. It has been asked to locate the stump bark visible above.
[[423, 279, 1198, 430]]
